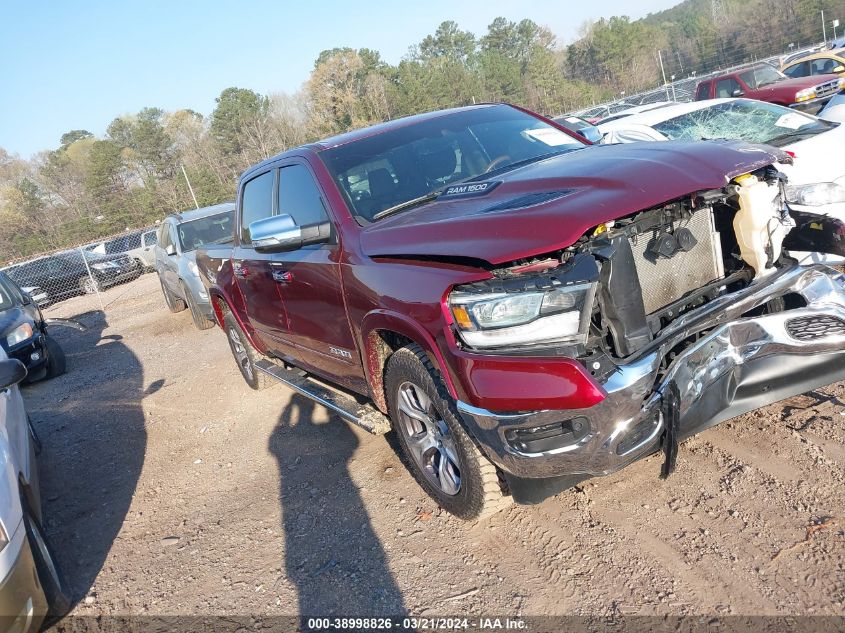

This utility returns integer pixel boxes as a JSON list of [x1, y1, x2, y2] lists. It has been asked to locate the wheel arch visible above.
[[360, 311, 457, 413], [210, 290, 266, 353]]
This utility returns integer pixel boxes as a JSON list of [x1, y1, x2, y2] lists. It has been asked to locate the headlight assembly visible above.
[[6, 323, 34, 347], [91, 261, 117, 270], [786, 182, 845, 206], [795, 87, 816, 103], [449, 281, 596, 349]]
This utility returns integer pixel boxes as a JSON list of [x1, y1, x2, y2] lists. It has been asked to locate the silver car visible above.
[[0, 349, 69, 630], [155, 203, 235, 330]]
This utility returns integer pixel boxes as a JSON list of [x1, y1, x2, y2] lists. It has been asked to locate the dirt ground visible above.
[[22, 273, 845, 623]]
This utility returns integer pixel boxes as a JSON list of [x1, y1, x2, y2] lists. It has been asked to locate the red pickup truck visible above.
[[694, 63, 843, 113], [196, 103, 845, 519]]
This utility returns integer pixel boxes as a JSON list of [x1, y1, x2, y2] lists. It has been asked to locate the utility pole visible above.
[[658, 50, 669, 100], [180, 163, 200, 210], [822, 10, 827, 44]]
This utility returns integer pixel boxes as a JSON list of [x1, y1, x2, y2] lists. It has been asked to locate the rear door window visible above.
[[240, 170, 276, 244], [811, 57, 839, 75], [695, 82, 710, 100]]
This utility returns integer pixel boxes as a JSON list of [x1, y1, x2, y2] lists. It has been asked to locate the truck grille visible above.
[[629, 208, 724, 314], [785, 314, 845, 341], [815, 80, 841, 100]]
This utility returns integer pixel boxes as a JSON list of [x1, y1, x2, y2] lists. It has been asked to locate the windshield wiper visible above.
[[373, 191, 441, 221], [765, 129, 822, 146], [464, 147, 583, 183], [371, 147, 584, 221]]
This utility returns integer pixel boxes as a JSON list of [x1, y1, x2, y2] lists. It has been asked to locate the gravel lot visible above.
[[22, 273, 845, 623]]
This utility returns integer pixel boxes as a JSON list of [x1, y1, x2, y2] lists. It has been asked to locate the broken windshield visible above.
[[652, 99, 835, 147]]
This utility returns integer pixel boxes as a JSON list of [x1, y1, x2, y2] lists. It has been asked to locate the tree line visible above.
[[2, 0, 842, 260]]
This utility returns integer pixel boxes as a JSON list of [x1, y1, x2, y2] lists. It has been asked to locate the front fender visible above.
[[360, 310, 458, 411]]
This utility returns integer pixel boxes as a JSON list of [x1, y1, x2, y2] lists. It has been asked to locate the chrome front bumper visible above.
[[458, 264, 845, 479]]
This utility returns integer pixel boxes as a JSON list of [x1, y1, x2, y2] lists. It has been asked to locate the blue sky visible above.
[[0, 0, 679, 157]]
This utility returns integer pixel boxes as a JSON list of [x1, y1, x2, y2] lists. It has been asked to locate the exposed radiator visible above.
[[629, 208, 724, 314]]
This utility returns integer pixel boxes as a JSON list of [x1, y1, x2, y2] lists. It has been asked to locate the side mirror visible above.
[[580, 125, 604, 144], [250, 214, 330, 253], [165, 244, 176, 256], [732, 89, 745, 97], [0, 359, 27, 391]]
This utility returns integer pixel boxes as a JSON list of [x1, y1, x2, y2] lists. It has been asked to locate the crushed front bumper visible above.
[[458, 264, 845, 483]]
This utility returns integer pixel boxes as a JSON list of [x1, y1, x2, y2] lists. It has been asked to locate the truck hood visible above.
[[750, 74, 842, 98], [360, 140, 786, 265]]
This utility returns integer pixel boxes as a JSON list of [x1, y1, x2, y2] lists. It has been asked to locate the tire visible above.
[[159, 276, 186, 313], [44, 335, 66, 379], [222, 307, 271, 390], [385, 344, 511, 520], [78, 276, 99, 295], [182, 282, 214, 330], [20, 493, 71, 622]]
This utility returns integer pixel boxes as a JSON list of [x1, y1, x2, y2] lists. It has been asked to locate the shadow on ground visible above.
[[269, 395, 406, 617], [23, 310, 146, 606]]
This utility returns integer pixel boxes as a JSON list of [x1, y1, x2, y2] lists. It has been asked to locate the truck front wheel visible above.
[[385, 344, 511, 520]]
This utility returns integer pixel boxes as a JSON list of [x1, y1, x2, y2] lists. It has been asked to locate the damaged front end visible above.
[[451, 164, 845, 501]]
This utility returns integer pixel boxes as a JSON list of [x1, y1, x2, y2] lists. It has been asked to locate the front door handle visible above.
[[271, 269, 293, 284]]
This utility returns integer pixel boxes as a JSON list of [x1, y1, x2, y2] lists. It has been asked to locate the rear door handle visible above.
[[233, 262, 249, 279]]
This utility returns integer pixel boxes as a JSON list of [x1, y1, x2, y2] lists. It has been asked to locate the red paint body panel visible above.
[[449, 349, 606, 411], [195, 104, 784, 415]]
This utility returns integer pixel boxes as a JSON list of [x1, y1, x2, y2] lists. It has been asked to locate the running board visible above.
[[254, 359, 392, 435]]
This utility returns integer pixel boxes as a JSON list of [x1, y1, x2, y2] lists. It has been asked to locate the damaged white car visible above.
[[597, 98, 845, 264]]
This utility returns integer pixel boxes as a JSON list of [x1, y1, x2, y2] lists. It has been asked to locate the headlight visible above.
[[91, 261, 117, 270], [795, 87, 816, 102], [187, 260, 199, 276], [449, 282, 596, 349], [786, 182, 845, 206], [6, 323, 34, 347]]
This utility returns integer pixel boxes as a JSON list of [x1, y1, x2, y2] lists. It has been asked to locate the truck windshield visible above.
[[652, 99, 835, 147], [739, 64, 785, 89], [319, 104, 585, 223], [178, 211, 235, 252]]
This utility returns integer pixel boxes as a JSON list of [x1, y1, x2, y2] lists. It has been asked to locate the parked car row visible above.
[[85, 226, 158, 272], [2, 245, 145, 308], [144, 102, 845, 520]]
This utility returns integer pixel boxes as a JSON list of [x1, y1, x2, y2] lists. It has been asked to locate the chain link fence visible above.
[[1, 226, 160, 319], [569, 46, 821, 117]]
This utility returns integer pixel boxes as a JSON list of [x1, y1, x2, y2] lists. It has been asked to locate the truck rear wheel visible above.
[[222, 309, 271, 390], [385, 344, 511, 520]]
